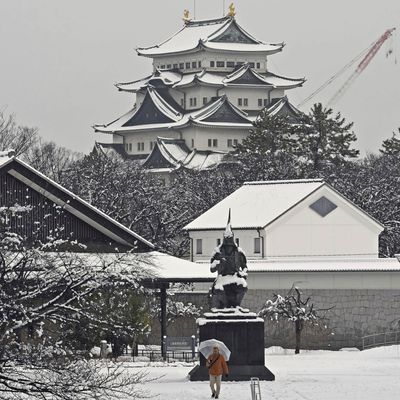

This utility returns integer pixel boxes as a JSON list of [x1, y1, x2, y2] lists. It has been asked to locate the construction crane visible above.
[[298, 28, 396, 108]]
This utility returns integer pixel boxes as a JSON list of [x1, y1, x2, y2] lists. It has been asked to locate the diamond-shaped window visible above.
[[309, 196, 337, 217]]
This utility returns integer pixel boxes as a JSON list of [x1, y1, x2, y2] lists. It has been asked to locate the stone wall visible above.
[[147, 289, 400, 350]]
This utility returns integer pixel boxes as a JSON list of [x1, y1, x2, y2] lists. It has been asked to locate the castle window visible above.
[[216, 61, 225, 67], [192, 98, 197, 107], [167, 64, 171, 69], [137, 142, 144, 151], [210, 61, 215, 67], [249, 62, 255, 68], [244, 98, 248, 107], [173, 63, 178, 69], [179, 63, 184, 69], [227, 139, 238, 148], [129, 143, 132, 152], [198, 61, 202, 68], [203, 97, 208, 105], [208, 139, 218, 148], [191, 139, 195, 148], [160, 65, 165, 69], [238, 98, 243, 106], [186, 62, 191, 69], [217, 238, 221, 246], [258, 99, 263, 107], [192, 61, 197, 69], [196, 239, 203, 254], [254, 238, 261, 254], [227, 61, 235, 68], [181, 98, 184, 107], [256, 62, 261, 69], [190, 98, 193, 107]]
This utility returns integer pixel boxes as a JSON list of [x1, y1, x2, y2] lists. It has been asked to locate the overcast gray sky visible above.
[[0, 0, 399, 155]]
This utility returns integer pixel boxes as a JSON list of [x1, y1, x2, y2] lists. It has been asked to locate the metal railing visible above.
[[134, 349, 198, 362], [361, 330, 400, 350]]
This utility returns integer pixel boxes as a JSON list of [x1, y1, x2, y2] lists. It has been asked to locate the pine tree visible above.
[[236, 110, 296, 156], [294, 103, 359, 171], [380, 129, 400, 156]]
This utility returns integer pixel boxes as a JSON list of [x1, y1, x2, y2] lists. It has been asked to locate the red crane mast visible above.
[[298, 28, 396, 108], [328, 28, 396, 106]]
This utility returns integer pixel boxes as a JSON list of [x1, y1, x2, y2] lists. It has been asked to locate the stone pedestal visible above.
[[189, 308, 275, 381]]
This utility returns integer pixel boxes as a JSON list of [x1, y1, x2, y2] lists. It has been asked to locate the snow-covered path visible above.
[[133, 346, 400, 400]]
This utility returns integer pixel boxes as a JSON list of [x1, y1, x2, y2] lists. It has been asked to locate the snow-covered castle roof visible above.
[[136, 16, 284, 57], [115, 64, 305, 93]]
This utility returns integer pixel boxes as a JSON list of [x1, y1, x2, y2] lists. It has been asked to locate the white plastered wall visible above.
[[265, 186, 382, 259], [120, 130, 182, 155], [181, 126, 249, 151]]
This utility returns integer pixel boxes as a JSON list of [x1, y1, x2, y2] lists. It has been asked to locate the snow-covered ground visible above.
[[129, 346, 400, 400]]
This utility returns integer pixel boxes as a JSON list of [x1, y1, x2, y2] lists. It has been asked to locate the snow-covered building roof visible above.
[[184, 179, 385, 231], [265, 96, 303, 124], [94, 92, 252, 134], [115, 66, 304, 93], [0, 152, 154, 250], [136, 17, 284, 58], [143, 137, 229, 172]]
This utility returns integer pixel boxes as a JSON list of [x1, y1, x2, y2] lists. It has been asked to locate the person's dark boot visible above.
[[211, 392, 215, 398]]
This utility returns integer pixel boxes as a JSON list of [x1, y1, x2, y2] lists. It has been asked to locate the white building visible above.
[[93, 8, 304, 169], [183, 179, 385, 262]]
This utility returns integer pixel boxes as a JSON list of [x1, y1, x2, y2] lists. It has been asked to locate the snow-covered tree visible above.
[[23, 139, 82, 183], [236, 112, 296, 156], [0, 110, 38, 157], [294, 103, 359, 172], [0, 203, 153, 399], [380, 129, 400, 156], [259, 287, 331, 354]]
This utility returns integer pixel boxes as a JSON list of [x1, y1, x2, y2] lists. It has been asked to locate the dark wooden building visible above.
[[0, 151, 154, 252]]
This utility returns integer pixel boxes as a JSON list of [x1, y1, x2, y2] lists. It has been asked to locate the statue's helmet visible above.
[[222, 209, 237, 247]]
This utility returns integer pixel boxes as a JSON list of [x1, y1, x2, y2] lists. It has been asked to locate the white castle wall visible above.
[[152, 51, 268, 73], [182, 126, 248, 152]]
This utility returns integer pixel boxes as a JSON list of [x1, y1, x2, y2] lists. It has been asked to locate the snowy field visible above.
[[128, 346, 400, 400]]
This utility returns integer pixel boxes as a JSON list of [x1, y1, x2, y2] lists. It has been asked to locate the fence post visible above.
[[191, 335, 196, 359]]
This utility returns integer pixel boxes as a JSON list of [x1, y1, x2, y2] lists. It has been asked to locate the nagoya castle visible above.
[[94, 4, 305, 174]]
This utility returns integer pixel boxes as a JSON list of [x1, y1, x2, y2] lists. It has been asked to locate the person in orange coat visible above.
[[206, 346, 229, 398]]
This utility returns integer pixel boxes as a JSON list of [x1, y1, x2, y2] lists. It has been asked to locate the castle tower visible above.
[[94, 10, 305, 167]]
